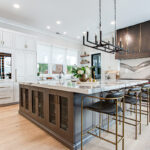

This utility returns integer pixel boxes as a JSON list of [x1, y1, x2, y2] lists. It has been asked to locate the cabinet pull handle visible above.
[[3, 41, 4, 45], [25, 44, 28, 48], [15, 69, 17, 82], [0, 97, 11, 99], [0, 86, 10, 88]]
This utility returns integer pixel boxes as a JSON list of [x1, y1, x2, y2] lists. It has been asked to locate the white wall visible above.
[[80, 46, 120, 79], [0, 22, 121, 80]]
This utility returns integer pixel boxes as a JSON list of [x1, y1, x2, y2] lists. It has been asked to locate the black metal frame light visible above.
[[83, 0, 127, 54]]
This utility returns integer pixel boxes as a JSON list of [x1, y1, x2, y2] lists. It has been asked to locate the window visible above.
[[66, 50, 78, 74], [38, 63, 48, 74], [37, 44, 51, 74], [67, 65, 73, 74], [37, 43, 79, 75]]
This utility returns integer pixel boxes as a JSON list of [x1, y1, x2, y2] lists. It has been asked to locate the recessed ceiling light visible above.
[[13, 4, 20, 9], [110, 21, 115, 25], [56, 21, 61, 25], [77, 36, 81, 39], [46, 26, 51, 30], [63, 32, 67, 35]]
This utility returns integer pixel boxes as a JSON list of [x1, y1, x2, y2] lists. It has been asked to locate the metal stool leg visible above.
[[135, 97, 138, 140], [116, 100, 118, 150], [99, 113, 101, 137], [139, 92, 142, 134], [81, 97, 84, 150], [108, 115, 109, 131], [122, 97, 125, 150]]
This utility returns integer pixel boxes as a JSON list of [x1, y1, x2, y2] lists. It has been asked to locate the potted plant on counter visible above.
[[72, 66, 91, 82]]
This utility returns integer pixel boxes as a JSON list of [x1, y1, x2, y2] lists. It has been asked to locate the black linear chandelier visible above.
[[83, 0, 127, 53]]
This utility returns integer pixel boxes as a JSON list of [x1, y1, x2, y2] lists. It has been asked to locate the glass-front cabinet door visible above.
[[49, 94, 56, 125], [59, 96, 68, 131], [38, 91, 44, 119], [46, 90, 58, 130]]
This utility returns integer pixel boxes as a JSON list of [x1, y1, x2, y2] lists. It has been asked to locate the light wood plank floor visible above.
[[0, 105, 150, 150], [0, 105, 68, 150]]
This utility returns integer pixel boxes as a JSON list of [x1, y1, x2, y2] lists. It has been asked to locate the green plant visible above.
[[72, 66, 91, 78]]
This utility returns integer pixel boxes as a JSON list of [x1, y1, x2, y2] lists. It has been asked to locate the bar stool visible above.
[[141, 84, 150, 125], [81, 92, 125, 150], [123, 87, 142, 139]]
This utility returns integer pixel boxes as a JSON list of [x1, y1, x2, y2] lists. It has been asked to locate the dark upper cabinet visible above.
[[141, 21, 150, 52], [116, 20, 150, 59]]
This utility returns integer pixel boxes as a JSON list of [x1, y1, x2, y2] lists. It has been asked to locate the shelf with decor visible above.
[[80, 51, 90, 65], [80, 54, 90, 57], [80, 60, 90, 64]]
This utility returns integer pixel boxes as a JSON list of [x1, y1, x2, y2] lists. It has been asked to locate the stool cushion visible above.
[[143, 84, 150, 88], [86, 101, 122, 115], [106, 92, 124, 104], [142, 93, 148, 99], [124, 96, 139, 105], [129, 87, 141, 92]]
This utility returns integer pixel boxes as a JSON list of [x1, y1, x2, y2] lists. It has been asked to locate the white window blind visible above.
[[37, 44, 51, 63], [66, 49, 78, 65], [52, 46, 66, 64]]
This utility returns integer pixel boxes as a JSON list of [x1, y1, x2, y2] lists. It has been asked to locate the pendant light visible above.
[[83, 0, 127, 53]]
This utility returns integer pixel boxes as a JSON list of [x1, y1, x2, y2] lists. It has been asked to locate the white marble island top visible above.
[[20, 80, 148, 95]]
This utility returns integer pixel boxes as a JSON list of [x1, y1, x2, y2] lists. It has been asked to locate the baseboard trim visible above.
[[0, 102, 19, 107]]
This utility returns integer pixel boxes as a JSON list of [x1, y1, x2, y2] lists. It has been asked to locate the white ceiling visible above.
[[0, 0, 149, 41]]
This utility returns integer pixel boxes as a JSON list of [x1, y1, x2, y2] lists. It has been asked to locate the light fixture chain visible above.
[[99, 0, 102, 30], [114, 0, 117, 46]]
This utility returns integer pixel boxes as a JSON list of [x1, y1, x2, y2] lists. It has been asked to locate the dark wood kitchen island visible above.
[[19, 80, 147, 149]]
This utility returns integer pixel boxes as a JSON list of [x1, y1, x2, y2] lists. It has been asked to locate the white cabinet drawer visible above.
[[0, 87, 13, 98], [0, 97, 13, 104]]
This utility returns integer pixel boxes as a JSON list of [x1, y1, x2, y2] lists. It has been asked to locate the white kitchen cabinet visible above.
[[0, 30, 12, 49], [0, 27, 37, 105], [14, 50, 37, 82], [0, 30, 2, 47], [24, 51, 37, 82], [15, 34, 36, 51], [14, 51, 25, 80], [0, 81, 14, 105], [14, 34, 26, 50]]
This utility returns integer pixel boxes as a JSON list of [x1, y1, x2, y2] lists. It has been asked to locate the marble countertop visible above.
[[20, 80, 148, 95]]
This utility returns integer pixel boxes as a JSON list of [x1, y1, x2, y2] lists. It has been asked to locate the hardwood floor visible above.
[[0, 105, 68, 150], [1, 104, 150, 150]]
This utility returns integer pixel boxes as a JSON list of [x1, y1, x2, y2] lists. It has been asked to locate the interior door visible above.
[[91, 53, 101, 79]]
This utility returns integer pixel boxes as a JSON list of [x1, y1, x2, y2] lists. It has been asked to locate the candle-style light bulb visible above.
[[95, 35, 98, 44], [112, 37, 114, 45], [119, 38, 122, 48]]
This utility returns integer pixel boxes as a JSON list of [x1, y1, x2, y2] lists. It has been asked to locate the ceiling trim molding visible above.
[[0, 17, 81, 44]]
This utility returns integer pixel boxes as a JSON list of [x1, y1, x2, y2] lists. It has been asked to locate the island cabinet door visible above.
[[36, 88, 46, 124], [30, 87, 39, 120], [45, 89, 58, 131], [45, 90, 74, 143], [19, 85, 25, 112], [57, 91, 74, 143], [19, 85, 30, 114]]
